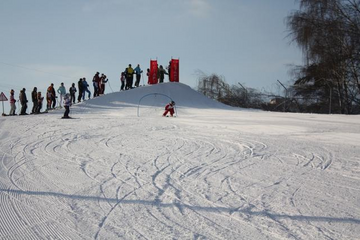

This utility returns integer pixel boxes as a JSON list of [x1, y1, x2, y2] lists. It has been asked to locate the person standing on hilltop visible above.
[[82, 78, 91, 100], [57, 82, 66, 108], [134, 64, 143, 87], [125, 64, 134, 90], [92, 72, 100, 97], [69, 83, 77, 104], [36, 92, 44, 114], [120, 72, 126, 91], [99, 74, 108, 94], [47, 83, 56, 109], [157, 65, 168, 83], [9, 89, 16, 115], [31, 87, 38, 114], [77, 78, 83, 103], [19, 88, 28, 115]]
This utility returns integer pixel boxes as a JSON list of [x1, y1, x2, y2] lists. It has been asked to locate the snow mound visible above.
[[80, 82, 231, 110]]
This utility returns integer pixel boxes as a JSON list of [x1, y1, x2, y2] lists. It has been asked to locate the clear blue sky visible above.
[[0, 0, 302, 99]]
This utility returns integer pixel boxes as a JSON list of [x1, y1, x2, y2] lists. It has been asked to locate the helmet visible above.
[[171, 101, 175, 105]]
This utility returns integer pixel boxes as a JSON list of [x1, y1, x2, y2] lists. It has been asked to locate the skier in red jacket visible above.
[[163, 101, 175, 117]]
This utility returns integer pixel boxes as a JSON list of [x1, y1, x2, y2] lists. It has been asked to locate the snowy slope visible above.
[[0, 82, 359, 240]]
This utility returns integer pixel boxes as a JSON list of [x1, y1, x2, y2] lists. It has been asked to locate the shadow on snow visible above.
[[1, 188, 359, 225]]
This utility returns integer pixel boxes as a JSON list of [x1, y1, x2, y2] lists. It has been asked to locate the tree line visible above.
[[198, 0, 360, 114], [287, 0, 360, 114]]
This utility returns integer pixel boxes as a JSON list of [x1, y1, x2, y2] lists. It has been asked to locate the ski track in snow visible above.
[[0, 85, 359, 239]]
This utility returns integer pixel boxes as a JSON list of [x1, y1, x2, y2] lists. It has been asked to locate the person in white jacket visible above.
[[62, 93, 71, 118], [57, 83, 66, 108]]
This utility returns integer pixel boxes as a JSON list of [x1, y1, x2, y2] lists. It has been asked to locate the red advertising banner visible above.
[[170, 59, 179, 82], [149, 60, 158, 85]]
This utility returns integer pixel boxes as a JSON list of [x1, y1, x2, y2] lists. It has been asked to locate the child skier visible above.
[[62, 93, 71, 119], [163, 101, 176, 117]]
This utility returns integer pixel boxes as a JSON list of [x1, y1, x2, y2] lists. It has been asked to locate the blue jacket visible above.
[[82, 80, 89, 90], [134, 66, 143, 75], [57, 86, 66, 95]]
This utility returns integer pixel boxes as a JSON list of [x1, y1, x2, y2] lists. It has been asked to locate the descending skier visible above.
[[163, 101, 176, 117], [62, 93, 71, 118]]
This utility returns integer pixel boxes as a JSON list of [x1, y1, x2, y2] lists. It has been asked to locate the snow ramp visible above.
[[79, 82, 232, 110]]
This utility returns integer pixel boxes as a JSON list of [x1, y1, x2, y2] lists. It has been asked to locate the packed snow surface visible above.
[[0, 83, 359, 239]]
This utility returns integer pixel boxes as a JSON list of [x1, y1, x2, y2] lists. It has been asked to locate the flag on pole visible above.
[[149, 60, 158, 85], [170, 59, 179, 82]]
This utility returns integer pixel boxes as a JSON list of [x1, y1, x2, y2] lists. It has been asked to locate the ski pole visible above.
[[142, 72, 145, 86], [108, 80, 114, 93], [16, 100, 20, 114]]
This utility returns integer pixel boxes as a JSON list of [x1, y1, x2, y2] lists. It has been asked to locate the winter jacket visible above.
[[63, 95, 71, 107], [126, 67, 134, 78], [37, 92, 44, 104], [82, 80, 89, 90], [165, 103, 174, 111], [19, 91, 27, 104], [48, 86, 56, 99], [134, 66, 143, 75], [78, 80, 83, 92], [93, 74, 100, 87], [157, 67, 168, 80], [10, 94, 16, 104], [32, 90, 38, 102], [69, 86, 77, 94], [57, 86, 66, 95]]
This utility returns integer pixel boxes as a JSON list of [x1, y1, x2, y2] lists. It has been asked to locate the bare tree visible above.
[[287, 0, 360, 114]]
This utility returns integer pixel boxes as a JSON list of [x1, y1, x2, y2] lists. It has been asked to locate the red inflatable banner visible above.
[[149, 60, 158, 85], [170, 59, 179, 82]]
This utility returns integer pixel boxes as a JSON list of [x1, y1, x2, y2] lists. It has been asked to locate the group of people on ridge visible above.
[[7, 65, 176, 117], [120, 62, 171, 91], [7, 71, 108, 118]]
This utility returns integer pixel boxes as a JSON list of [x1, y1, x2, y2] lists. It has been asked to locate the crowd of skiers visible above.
[[7, 72, 109, 117], [7, 62, 173, 117]]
